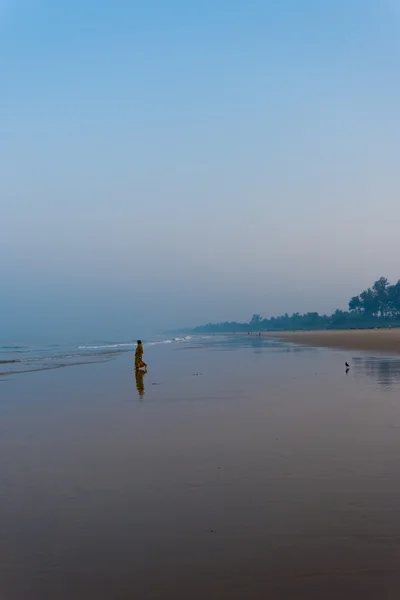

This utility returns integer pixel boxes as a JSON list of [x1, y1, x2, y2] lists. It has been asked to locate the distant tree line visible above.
[[191, 277, 400, 333]]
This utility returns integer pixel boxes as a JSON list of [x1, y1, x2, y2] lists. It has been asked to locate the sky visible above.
[[2, 0, 400, 341]]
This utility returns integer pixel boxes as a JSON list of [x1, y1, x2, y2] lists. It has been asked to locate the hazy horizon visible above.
[[3, 0, 400, 341]]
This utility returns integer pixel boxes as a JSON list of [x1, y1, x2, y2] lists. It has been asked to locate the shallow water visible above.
[[0, 335, 193, 377], [1, 335, 400, 599]]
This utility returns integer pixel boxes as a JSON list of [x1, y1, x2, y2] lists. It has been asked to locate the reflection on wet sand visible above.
[[353, 356, 400, 389], [135, 368, 146, 399], [209, 335, 317, 355], [5, 337, 400, 599]]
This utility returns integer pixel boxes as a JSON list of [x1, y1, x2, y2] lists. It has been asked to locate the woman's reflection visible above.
[[135, 368, 147, 399]]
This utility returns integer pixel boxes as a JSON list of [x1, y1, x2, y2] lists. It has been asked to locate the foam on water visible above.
[[78, 343, 138, 350], [79, 337, 191, 350]]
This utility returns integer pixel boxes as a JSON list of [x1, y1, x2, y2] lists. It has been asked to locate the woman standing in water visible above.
[[135, 340, 147, 371]]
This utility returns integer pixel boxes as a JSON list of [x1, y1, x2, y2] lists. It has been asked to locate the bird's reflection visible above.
[[135, 368, 147, 399], [353, 357, 400, 390]]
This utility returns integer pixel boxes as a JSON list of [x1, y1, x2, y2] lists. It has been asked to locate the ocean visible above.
[[0, 335, 194, 378], [1, 334, 400, 598]]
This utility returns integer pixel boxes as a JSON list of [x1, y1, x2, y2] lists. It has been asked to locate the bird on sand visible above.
[[345, 362, 350, 368]]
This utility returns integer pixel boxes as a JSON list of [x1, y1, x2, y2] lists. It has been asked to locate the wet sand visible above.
[[264, 328, 400, 354], [2, 336, 400, 598]]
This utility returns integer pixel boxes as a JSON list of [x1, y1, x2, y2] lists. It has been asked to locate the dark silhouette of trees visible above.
[[389, 281, 400, 317], [373, 277, 390, 317], [349, 277, 399, 318], [250, 314, 262, 326], [191, 277, 400, 333]]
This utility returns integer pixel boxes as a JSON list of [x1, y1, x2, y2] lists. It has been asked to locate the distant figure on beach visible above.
[[135, 340, 147, 371], [135, 368, 146, 399]]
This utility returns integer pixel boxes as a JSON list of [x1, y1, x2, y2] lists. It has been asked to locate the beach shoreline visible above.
[[3, 335, 400, 598], [215, 329, 400, 354]]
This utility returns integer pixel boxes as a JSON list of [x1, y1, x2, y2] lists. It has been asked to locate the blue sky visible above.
[[2, 0, 400, 340]]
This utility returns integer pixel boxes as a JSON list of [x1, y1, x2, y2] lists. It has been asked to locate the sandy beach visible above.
[[262, 328, 400, 354], [3, 335, 400, 599]]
